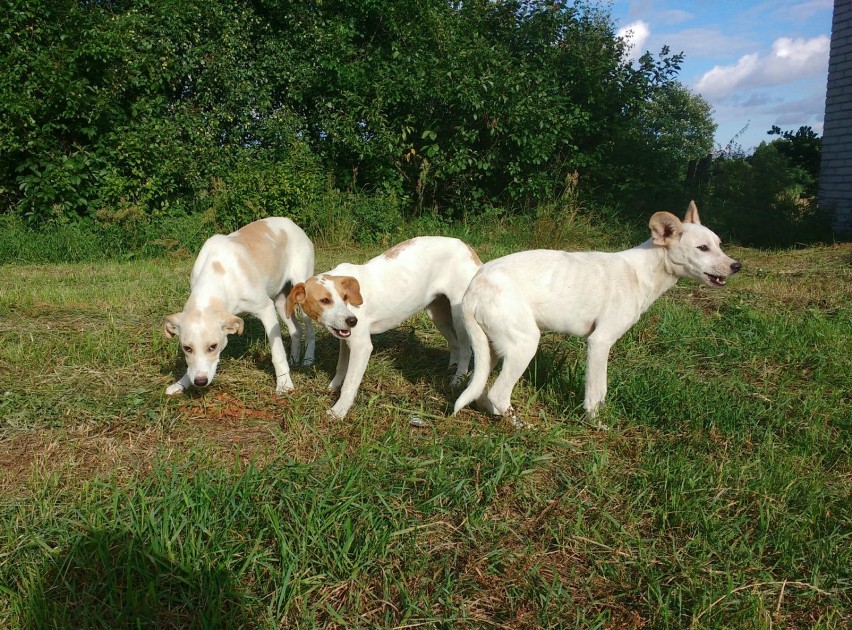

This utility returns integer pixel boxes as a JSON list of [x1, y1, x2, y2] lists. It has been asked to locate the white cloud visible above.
[[694, 35, 830, 100], [617, 20, 651, 60]]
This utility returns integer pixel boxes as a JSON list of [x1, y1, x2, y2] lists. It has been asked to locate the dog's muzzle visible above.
[[705, 261, 741, 287]]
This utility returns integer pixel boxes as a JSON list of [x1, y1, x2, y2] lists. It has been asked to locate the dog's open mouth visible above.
[[705, 273, 727, 287], [329, 327, 352, 339]]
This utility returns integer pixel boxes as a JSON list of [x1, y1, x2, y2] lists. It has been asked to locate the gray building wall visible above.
[[820, 0, 852, 235]]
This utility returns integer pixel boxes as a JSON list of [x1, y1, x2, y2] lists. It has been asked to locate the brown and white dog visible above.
[[164, 217, 316, 395], [454, 202, 742, 423], [286, 236, 482, 418]]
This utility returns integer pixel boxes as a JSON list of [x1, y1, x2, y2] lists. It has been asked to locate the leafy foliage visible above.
[[0, 0, 718, 236]]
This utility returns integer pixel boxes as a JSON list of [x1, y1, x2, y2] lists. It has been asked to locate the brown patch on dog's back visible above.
[[231, 219, 288, 280], [383, 238, 415, 259], [212, 261, 226, 275], [467, 243, 482, 266]]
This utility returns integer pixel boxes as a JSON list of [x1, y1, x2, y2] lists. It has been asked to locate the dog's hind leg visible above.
[[426, 295, 460, 369], [302, 316, 316, 366], [487, 325, 540, 418], [275, 292, 302, 365]]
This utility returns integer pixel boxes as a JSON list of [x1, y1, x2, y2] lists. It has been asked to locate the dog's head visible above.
[[286, 274, 363, 340], [649, 201, 741, 287], [163, 309, 244, 388]]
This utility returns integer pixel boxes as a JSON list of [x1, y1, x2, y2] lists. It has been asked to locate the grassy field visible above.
[[0, 218, 849, 627]]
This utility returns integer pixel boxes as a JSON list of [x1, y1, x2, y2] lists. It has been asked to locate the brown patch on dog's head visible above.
[[285, 283, 306, 318], [164, 313, 182, 338], [649, 211, 683, 246], [383, 238, 415, 259], [294, 276, 333, 321], [333, 276, 363, 306], [290, 275, 363, 322]]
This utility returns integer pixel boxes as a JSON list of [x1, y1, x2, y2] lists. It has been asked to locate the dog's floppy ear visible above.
[[683, 200, 702, 225], [285, 283, 306, 318], [222, 315, 244, 336], [649, 211, 683, 246], [341, 276, 363, 306], [164, 313, 182, 338]]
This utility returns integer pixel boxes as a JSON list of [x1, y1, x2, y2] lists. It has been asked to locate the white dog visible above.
[[164, 217, 316, 395], [286, 236, 482, 418], [454, 202, 741, 421]]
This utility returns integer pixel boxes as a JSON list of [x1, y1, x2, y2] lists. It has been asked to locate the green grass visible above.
[[0, 223, 849, 627]]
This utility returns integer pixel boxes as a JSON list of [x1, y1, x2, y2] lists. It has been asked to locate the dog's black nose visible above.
[[345, 316, 358, 327], [731, 262, 742, 274], [194, 376, 209, 387]]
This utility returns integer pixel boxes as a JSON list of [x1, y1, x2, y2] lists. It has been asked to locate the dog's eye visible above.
[[208, 343, 218, 352], [342, 294, 349, 301], [183, 345, 193, 354], [697, 245, 709, 252], [320, 297, 332, 305]]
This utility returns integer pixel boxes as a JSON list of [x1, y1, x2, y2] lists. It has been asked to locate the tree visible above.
[[0, 0, 718, 227], [766, 125, 821, 197]]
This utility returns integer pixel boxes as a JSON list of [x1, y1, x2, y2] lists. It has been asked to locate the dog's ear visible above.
[[649, 211, 683, 246], [285, 283, 306, 318], [683, 200, 702, 225], [164, 313, 182, 338], [222, 315, 244, 336], [341, 276, 363, 306]]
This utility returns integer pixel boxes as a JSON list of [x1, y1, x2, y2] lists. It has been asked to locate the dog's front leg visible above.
[[166, 372, 192, 396], [328, 337, 373, 419], [258, 303, 294, 393], [302, 317, 316, 366], [329, 340, 350, 392], [275, 292, 315, 366], [584, 336, 612, 422]]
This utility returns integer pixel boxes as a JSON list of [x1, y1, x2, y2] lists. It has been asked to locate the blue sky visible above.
[[598, 0, 833, 153]]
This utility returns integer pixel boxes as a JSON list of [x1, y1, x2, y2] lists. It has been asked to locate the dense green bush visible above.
[[0, 1, 715, 231], [699, 127, 832, 246], [1, 0, 835, 252]]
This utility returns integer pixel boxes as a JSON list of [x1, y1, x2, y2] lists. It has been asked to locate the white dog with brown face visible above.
[[286, 236, 482, 418], [454, 202, 741, 422], [164, 217, 316, 395]]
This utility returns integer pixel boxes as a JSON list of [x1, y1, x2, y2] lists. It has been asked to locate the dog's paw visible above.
[[165, 383, 185, 396], [302, 357, 315, 367], [475, 395, 499, 416], [449, 374, 466, 389], [276, 376, 295, 394], [326, 406, 347, 420]]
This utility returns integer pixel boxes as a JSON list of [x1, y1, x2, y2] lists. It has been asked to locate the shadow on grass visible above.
[[24, 527, 253, 628]]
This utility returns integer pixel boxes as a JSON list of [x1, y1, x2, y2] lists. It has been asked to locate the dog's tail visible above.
[[453, 293, 493, 414]]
